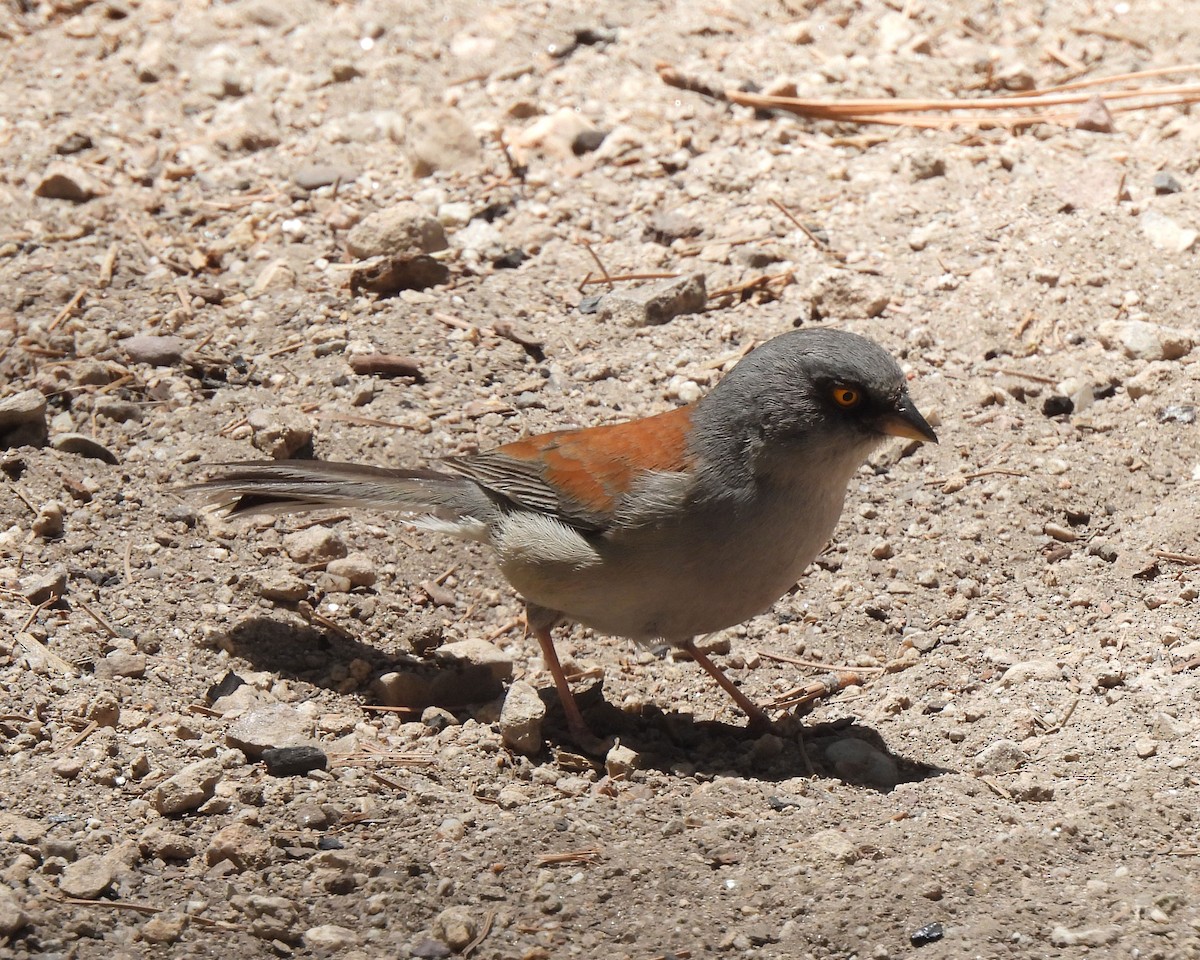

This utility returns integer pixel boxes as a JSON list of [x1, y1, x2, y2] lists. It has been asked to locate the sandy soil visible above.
[[3, 0, 1200, 957]]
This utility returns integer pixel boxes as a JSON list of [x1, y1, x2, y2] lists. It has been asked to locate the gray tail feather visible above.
[[188, 460, 481, 519]]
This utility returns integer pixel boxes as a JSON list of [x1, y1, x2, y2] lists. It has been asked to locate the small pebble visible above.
[[499, 680, 546, 755], [910, 922, 944, 947], [345, 202, 448, 259], [262, 746, 328, 777], [1043, 522, 1077, 543], [431, 906, 479, 950], [141, 913, 188, 944], [973, 738, 1028, 775], [153, 759, 223, 815], [33, 501, 65, 539], [34, 161, 106, 202], [598, 272, 707, 327], [293, 164, 358, 190], [121, 334, 188, 366], [1152, 170, 1183, 195], [326, 553, 377, 587], [0, 891, 27, 938], [605, 743, 641, 779], [50, 433, 119, 464], [284, 527, 347, 563], [58, 855, 115, 899]]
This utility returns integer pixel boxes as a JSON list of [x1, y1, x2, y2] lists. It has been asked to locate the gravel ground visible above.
[[3, 0, 1200, 957]]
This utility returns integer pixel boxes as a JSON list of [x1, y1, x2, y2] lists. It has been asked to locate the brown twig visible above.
[[1153, 549, 1200, 565], [494, 130, 526, 181], [757, 649, 884, 673], [64, 719, 98, 750], [75, 597, 120, 639], [656, 62, 726, 101], [924, 467, 1026, 486], [291, 513, 352, 531], [769, 198, 839, 258], [348, 353, 424, 380], [331, 750, 437, 768], [484, 618, 521, 642], [1171, 655, 1200, 675], [306, 608, 354, 639], [579, 271, 680, 287], [369, 771, 407, 791], [536, 847, 603, 866], [462, 907, 496, 957], [1068, 25, 1150, 51], [767, 671, 868, 710], [98, 243, 118, 287], [48, 286, 87, 331], [15, 630, 80, 678], [982, 365, 1060, 384], [314, 411, 415, 430], [582, 243, 614, 288], [708, 272, 794, 300], [48, 893, 241, 930], [725, 80, 1200, 123]]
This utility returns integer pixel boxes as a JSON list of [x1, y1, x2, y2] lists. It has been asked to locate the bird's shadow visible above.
[[563, 685, 950, 791], [219, 614, 949, 792]]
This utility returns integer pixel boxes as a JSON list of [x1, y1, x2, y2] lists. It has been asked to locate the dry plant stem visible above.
[[98, 243, 118, 287], [1036, 61, 1198, 93], [1152, 549, 1200, 565], [48, 286, 87, 332], [656, 62, 725, 100], [768, 671, 866, 710], [582, 242, 613, 286], [769, 198, 837, 256], [370, 771, 406, 791], [924, 467, 1026, 486], [333, 751, 436, 767], [75, 597, 120, 638], [51, 894, 240, 930], [1069, 25, 1151, 50], [708, 272, 793, 299], [64, 719, 98, 749], [536, 848, 603, 865], [982, 365, 1059, 384], [462, 907, 496, 957], [579, 272, 680, 286], [347, 354, 423, 379], [727, 81, 1200, 117], [315, 411, 414, 430], [484, 618, 522, 642], [757, 649, 883, 673]]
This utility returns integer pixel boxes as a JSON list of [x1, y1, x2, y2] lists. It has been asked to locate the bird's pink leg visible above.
[[529, 621, 610, 754], [683, 638, 774, 733]]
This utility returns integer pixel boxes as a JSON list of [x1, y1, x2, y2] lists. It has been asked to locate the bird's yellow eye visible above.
[[831, 386, 861, 408]]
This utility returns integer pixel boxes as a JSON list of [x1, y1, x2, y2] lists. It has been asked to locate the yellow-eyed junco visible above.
[[193, 328, 937, 748]]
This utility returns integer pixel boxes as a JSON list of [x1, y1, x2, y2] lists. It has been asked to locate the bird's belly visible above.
[[495, 488, 844, 643]]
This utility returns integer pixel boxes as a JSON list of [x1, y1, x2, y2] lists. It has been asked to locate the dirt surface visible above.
[[4, 0, 1200, 957]]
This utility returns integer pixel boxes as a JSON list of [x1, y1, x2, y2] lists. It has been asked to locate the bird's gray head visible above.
[[695, 328, 937, 481]]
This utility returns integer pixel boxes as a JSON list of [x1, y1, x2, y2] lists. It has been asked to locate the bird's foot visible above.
[[744, 707, 777, 737], [563, 721, 615, 757]]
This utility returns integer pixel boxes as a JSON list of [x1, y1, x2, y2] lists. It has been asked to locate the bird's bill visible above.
[[875, 396, 938, 443]]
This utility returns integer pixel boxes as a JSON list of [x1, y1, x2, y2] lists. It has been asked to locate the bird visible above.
[[191, 327, 937, 750]]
